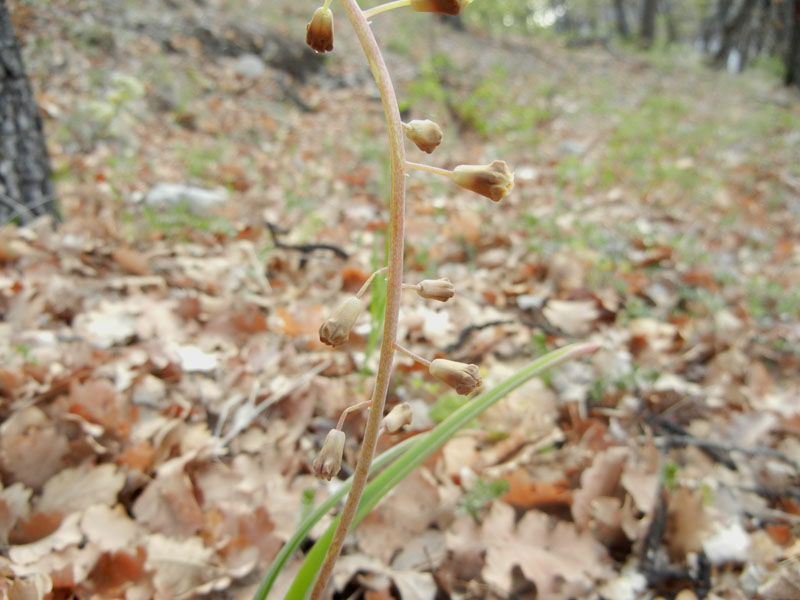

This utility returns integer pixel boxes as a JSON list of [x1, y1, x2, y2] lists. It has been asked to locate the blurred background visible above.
[[1, 0, 799, 598]]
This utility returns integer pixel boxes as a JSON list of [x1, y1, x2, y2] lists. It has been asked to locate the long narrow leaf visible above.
[[253, 435, 421, 600], [281, 342, 597, 600]]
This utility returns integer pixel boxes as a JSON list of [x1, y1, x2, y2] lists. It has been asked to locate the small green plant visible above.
[[458, 477, 510, 520], [255, 2, 596, 597]]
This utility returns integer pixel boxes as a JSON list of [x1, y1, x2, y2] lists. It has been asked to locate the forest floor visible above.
[[2, 0, 800, 599]]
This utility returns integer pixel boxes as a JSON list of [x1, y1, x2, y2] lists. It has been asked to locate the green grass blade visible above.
[[280, 342, 597, 600], [253, 435, 421, 600]]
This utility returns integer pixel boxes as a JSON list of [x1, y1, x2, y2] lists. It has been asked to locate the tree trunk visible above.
[[712, 0, 759, 67], [786, 0, 800, 87], [639, 0, 658, 47], [662, 0, 677, 43], [613, 0, 630, 38], [0, 0, 57, 225]]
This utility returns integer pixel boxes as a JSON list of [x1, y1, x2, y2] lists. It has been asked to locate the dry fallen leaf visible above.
[[482, 501, 611, 597], [0, 407, 69, 489], [38, 463, 125, 515]]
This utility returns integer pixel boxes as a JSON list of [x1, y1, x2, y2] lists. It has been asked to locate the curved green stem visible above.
[[307, 0, 407, 597]]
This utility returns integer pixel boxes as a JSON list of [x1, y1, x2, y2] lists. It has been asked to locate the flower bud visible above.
[[382, 402, 414, 433], [403, 120, 443, 154], [452, 160, 514, 202], [313, 429, 346, 480], [410, 0, 472, 16], [429, 359, 482, 395], [319, 296, 364, 347], [306, 7, 334, 53], [417, 278, 455, 302]]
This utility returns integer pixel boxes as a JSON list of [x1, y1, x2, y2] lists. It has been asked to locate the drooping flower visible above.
[[313, 429, 346, 480], [306, 7, 334, 53], [382, 402, 414, 433], [403, 119, 443, 153], [319, 296, 364, 347], [410, 0, 472, 16], [416, 278, 455, 302], [452, 160, 514, 202], [429, 358, 482, 395]]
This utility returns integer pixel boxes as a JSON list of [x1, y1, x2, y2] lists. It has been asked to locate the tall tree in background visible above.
[[613, 0, 631, 38], [639, 0, 659, 47], [0, 0, 56, 224], [711, 0, 759, 67], [787, 0, 800, 87]]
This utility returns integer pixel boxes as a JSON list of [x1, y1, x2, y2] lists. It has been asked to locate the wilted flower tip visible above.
[[306, 6, 334, 53], [313, 429, 346, 480], [452, 160, 514, 202], [382, 402, 414, 433], [410, 0, 472, 16], [417, 278, 455, 302], [404, 119, 443, 154], [429, 358, 482, 395], [319, 296, 364, 347]]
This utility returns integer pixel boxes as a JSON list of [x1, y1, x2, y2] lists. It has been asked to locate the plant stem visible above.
[[393, 342, 432, 367], [362, 0, 411, 19], [356, 266, 389, 299], [308, 0, 407, 597], [336, 400, 373, 430], [405, 160, 454, 178]]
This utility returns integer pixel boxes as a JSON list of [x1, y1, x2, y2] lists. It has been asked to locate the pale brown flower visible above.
[[452, 160, 514, 202], [319, 296, 364, 347], [382, 403, 414, 433], [429, 358, 482, 395], [416, 278, 455, 302], [306, 7, 334, 53], [410, 0, 472, 16], [313, 429, 346, 480], [403, 119, 443, 153]]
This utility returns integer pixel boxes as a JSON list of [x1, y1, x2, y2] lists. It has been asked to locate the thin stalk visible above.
[[405, 160, 454, 178], [393, 342, 432, 367], [308, 0, 407, 597], [362, 0, 411, 19], [356, 266, 389, 299], [336, 400, 372, 430]]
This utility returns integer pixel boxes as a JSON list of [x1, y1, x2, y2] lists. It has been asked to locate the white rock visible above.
[[144, 183, 227, 214], [232, 53, 266, 78], [703, 520, 750, 564]]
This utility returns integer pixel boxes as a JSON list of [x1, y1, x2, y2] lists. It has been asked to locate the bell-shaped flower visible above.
[[306, 7, 334, 53], [410, 0, 472, 16], [319, 296, 364, 347], [429, 358, 482, 395], [403, 119, 443, 153], [452, 160, 514, 202], [416, 278, 455, 302], [313, 429, 346, 480], [382, 402, 414, 433]]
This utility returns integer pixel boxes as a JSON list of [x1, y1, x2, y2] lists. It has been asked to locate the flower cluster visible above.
[[306, 0, 510, 485]]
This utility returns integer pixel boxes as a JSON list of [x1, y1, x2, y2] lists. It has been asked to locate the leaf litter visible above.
[[2, 0, 799, 598]]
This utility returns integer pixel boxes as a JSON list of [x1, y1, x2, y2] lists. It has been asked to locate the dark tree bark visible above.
[[613, 0, 630, 38], [712, 0, 759, 67], [0, 0, 56, 224], [662, 0, 677, 43], [639, 0, 659, 47], [786, 0, 800, 87]]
